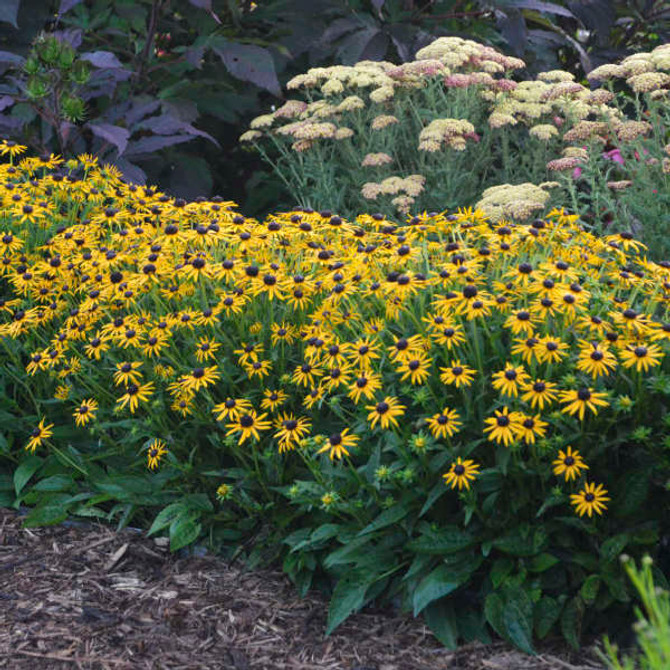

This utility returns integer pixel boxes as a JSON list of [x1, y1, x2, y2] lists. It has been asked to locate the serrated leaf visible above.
[[503, 589, 535, 654], [490, 557, 515, 588], [326, 570, 376, 634], [485, 592, 505, 637], [600, 533, 629, 563], [169, 515, 201, 551], [528, 553, 559, 573], [148, 502, 184, 536], [424, 599, 458, 649], [81, 51, 124, 69], [534, 596, 561, 639], [358, 503, 408, 536], [59, 0, 83, 15], [413, 564, 471, 615], [407, 527, 474, 555], [580, 575, 600, 604], [560, 596, 583, 649], [14, 455, 42, 495]]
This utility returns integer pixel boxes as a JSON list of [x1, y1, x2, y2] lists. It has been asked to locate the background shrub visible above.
[[0, 0, 667, 216]]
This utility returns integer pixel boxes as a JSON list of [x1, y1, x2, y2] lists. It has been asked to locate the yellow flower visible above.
[[26, 418, 54, 453], [73, 398, 98, 427], [491, 363, 530, 398], [426, 408, 462, 439], [366, 396, 406, 430], [317, 428, 359, 460], [552, 446, 588, 482], [570, 482, 610, 517], [439, 360, 476, 387], [483, 407, 517, 447], [147, 439, 168, 470], [559, 388, 609, 420], [225, 410, 271, 445], [619, 343, 663, 372], [443, 457, 481, 490]]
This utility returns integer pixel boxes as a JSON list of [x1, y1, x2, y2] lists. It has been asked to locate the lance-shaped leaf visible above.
[[89, 122, 130, 155], [211, 38, 281, 96], [0, 0, 20, 28]]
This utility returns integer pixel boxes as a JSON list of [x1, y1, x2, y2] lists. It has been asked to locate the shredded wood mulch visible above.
[[0, 508, 607, 670]]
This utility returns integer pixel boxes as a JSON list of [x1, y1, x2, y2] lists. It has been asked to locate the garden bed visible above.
[[0, 508, 605, 670]]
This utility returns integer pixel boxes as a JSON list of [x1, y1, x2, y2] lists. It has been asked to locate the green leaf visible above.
[[560, 596, 583, 649], [169, 515, 202, 551], [323, 537, 372, 568], [503, 588, 535, 655], [424, 599, 458, 649], [528, 553, 559, 573], [484, 592, 505, 638], [419, 481, 447, 517], [358, 503, 409, 536], [490, 557, 515, 588], [580, 575, 600, 604], [148, 502, 185, 536], [23, 503, 69, 527], [407, 526, 474, 555], [14, 455, 42, 495], [600, 533, 629, 563], [534, 596, 562, 639], [493, 525, 547, 557], [33, 475, 75, 492], [326, 569, 376, 635], [615, 469, 649, 516], [413, 564, 471, 616]]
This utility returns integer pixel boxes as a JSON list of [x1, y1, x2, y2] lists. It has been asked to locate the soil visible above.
[[0, 508, 608, 669]]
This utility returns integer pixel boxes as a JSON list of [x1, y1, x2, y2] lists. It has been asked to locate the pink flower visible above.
[[603, 149, 624, 165], [572, 167, 582, 179]]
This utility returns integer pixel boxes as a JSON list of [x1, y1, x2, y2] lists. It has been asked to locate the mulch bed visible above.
[[0, 507, 608, 669]]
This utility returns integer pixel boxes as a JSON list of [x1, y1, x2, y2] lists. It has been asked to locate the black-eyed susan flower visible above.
[[225, 410, 271, 445], [147, 438, 168, 470], [347, 372, 382, 403], [316, 429, 359, 460], [576, 341, 618, 378], [26, 418, 54, 452], [491, 363, 531, 398], [552, 446, 588, 481], [511, 412, 548, 444], [116, 382, 155, 413], [274, 413, 311, 452], [397, 352, 432, 385], [243, 359, 273, 380], [212, 397, 252, 422], [520, 378, 558, 410], [439, 360, 476, 387], [113, 361, 143, 387], [194, 337, 221, 363], [442, 457, 481, 490], [180, 365, 221, 393], [261, 389, 288, 412], [292, 361, 322, 387], [483, 406, 516, 447], [366, 396, 406, 430], [73, 398, 98, 427], [619, 343, 663, 373], [570, 481, 610, 517], [303, 385, 325, 409], [426, 407, 462, 438], [511, 335, 541, 364], [559, 387, 609, 420]]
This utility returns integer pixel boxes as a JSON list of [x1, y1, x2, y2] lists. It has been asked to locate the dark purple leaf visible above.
[[112, 158, 147, 185], [81, 51, 124, 69], [0, 0, 20, 28], [184, 45, 206, 69], [336, 28, 383, 65], [495, 8, 528, 56], [389, 24, 415, 62], [125, 99, 162, 127], [89, 122, 130, 155], [506, 0, 574, 17], [52, 28, 83, 49], [124, 134, 196, 157], [212, 40, 281, 97], [136, 114, 219, 147], [567, 0, 615, 37], [58, 0, 83, 15], [360, 31, 389, 61], [321, 18, 361, 44], [188, 0, 211, 8], [0, 95, 14, 112], [0, 51, 25, 67], [0, 115, 25, 134], [371, 0, 385, 14]]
